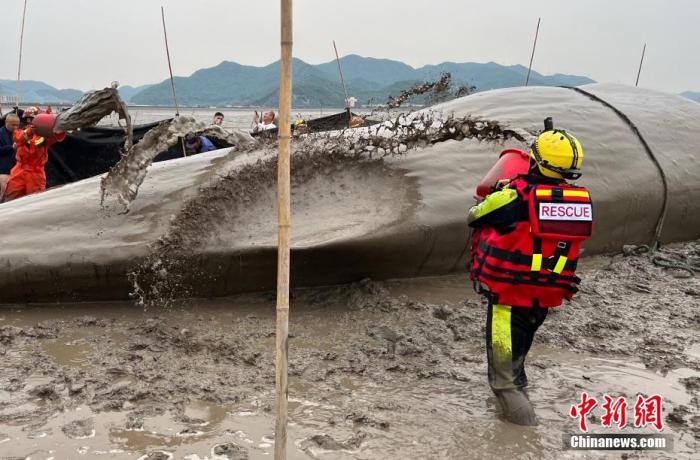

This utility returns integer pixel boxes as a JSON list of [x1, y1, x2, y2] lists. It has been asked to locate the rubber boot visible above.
[[495, 388, 538, 426]]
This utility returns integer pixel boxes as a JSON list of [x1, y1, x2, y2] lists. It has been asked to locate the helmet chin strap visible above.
[[558, 130, 579, 169]]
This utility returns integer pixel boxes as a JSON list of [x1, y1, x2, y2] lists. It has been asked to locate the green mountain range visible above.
[[3, 55, 698, 107], [0, 79, 82, 105], [128, 55, 596, 107]]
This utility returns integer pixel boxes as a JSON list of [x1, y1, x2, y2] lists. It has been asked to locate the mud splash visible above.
[[100, 116, 256, 210], [372, 73, 477, 113], [128, 150, 408, 305], [127, 112, 523, 305], [0, 243, 697, 458]]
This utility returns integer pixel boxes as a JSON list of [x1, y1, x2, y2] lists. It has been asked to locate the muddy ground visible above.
[[0, 242, 698, 459]]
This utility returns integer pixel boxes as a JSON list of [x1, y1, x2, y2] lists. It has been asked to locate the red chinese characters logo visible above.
[[570, 393, 664, 432], [569, 392, 598, 432], [634, 394, 664, 431], [601, 395, 627, 429]]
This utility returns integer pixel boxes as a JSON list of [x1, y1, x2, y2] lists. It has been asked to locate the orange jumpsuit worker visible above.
[[3, 108, 65, 202]]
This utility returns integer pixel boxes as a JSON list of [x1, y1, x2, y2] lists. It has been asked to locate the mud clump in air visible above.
[[100, 116, 256, 211], [55, 87, 133, 149]]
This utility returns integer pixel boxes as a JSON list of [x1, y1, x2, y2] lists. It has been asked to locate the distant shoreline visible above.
[[0, 103, 351, 111]]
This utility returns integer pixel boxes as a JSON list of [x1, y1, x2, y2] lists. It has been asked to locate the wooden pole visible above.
[[275, 0, 293, 459], [16, 0, 28, 108], [635, 43, 646, 87], [332, 41, 352, 127], [161, 6, 180, 116], [525, 17, 540, 87], [160, 6, 186, 157]]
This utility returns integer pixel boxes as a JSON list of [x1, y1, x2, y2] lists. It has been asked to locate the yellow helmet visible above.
[[530, 119, 584, 180]]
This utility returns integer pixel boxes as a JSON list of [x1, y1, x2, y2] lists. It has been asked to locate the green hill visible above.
[[0, 79, 82, 104], [130, 55, 596, 107], [1, 56, 598, 108], [316, 54, 417, 86], [118, 84, 154, 102]]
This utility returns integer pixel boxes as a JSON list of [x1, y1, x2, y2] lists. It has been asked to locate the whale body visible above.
[[0, 83, 698, 303]]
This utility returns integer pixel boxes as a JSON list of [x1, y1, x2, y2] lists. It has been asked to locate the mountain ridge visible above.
[[129, 55, 596, 107], [4, 56, 695, 107]]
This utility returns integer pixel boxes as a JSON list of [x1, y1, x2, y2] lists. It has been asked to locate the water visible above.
[[0, 103, 351, 130]]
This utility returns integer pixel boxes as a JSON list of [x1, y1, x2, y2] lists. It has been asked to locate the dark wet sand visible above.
[[0, 243, 697, 459]]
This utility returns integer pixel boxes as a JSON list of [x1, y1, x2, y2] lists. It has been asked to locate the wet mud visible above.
[[382, 72, 471, 109], [0, 243, 697, 458], [101, 116, 255, 210], [55, 87, 133, 150]]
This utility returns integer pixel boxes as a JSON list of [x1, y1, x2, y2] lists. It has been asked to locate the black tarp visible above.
[[47, 122, 161, 187], [251, 110, 379, 138], [46, 119, 233, 187]]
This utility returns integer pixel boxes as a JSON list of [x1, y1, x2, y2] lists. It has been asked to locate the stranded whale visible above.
[[0, 83, 698, 303]]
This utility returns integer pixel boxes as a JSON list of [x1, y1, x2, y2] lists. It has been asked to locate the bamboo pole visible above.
[[332, 41, 352, 127], [160, 6, 187, 157], [275, 0, 293, 459], [161, 6, 180, 116], [525, 17, 540, 87], [635, 43, 646, 87], [16, 0, 29, 108]]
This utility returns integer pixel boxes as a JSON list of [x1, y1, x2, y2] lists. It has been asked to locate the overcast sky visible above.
[[1, 0, 698, 93]]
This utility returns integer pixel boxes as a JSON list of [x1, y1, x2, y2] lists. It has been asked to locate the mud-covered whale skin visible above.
[[0, 83, 698, 303]]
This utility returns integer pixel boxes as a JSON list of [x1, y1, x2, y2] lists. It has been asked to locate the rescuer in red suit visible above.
[[468, 118, 593, 425], [3, 107, 65, 202]]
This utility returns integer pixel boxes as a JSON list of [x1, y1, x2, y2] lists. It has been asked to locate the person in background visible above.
[[349, 115, 365, 128], [3, 107, 66, 202], [184, 133, 216, 155], [7, 107, 26, 127], [252, 110, 276, 132], [294, 113, 308, 134], [0, 113, 20, 198], [212, 111, 224, 126]]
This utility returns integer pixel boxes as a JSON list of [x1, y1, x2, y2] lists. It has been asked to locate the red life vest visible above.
[[470, 176, 593, 308]]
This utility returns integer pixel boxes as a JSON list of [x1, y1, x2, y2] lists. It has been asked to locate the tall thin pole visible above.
[[275, 0, 293, 459], [635, 43, 646, 87], [16, 0, 29, 108], [525, 17, 540, 87], [160, 6, 186, 157], [161, 6, 180, 116], [332, 40, 351, 127]]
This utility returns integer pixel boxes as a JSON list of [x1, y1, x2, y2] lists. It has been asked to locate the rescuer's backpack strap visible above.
[[551, 241, 571, 274], [531, 238, 542, 271]]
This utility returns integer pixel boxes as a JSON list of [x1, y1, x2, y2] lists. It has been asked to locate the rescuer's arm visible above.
[[467, 187, 520, 228], [13, 127, 31, 146], [42, 131, 66, 149]]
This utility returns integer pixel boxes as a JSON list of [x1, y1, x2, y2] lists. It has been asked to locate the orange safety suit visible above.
[[3, 127, 65, 201]]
